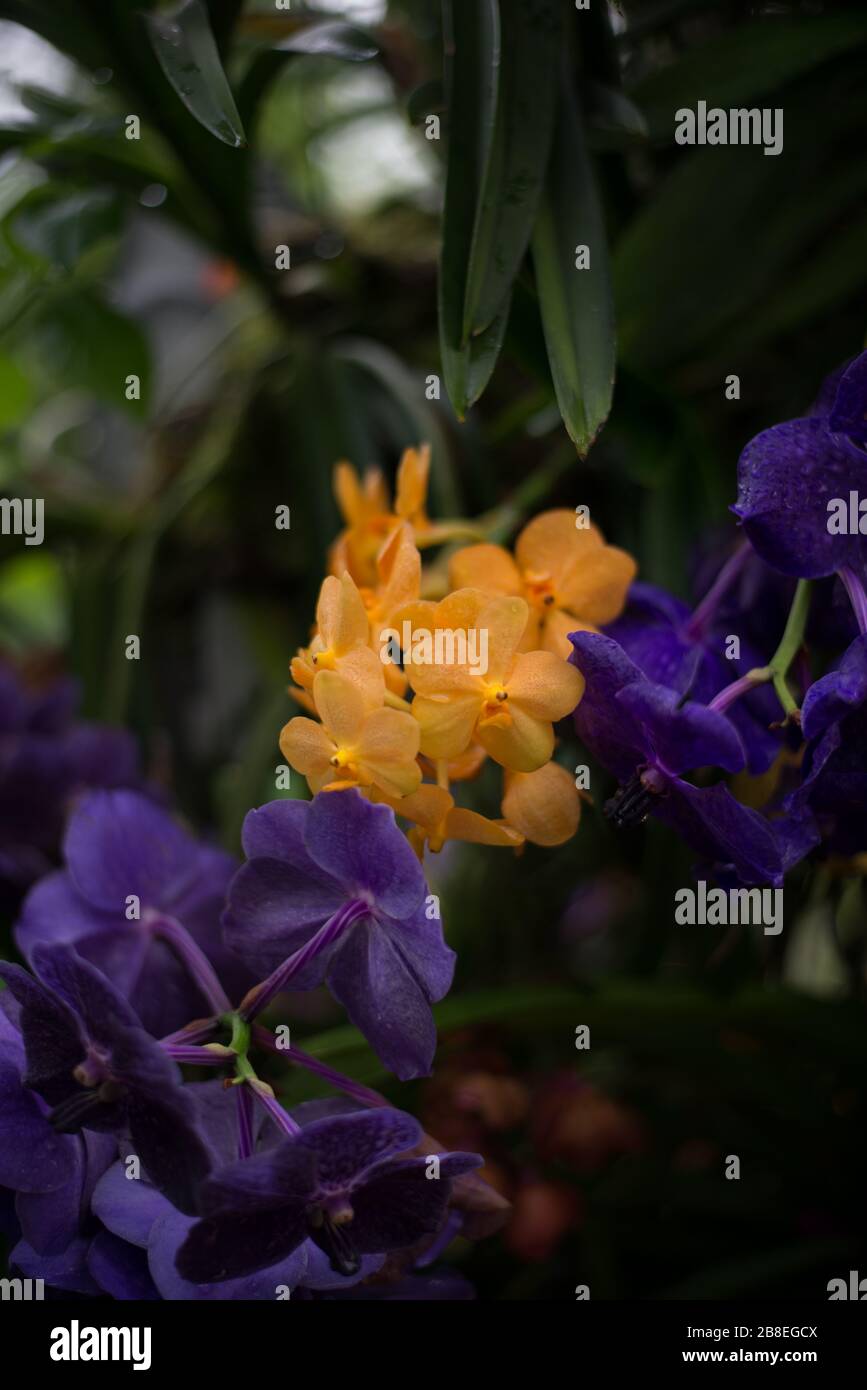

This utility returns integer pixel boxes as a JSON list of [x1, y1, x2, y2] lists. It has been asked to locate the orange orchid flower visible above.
[[290, 572, 375, 692], [502, 762, 582, 846], [407, 590, 584, 772], [375, 783, 523, 857], [280, 668, 421, 797], [448, 509, 636, 658]]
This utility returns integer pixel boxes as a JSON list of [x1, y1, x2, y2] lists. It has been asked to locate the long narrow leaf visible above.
[[438, 0, 502, 417], [146, 0, 246, 148], [462, 0, 561, 339], [531, 65, 616, 454]]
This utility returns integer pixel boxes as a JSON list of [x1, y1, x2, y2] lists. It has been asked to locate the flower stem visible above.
[[708, 579, 812, 719], [150, 914, 232, 1015], [162, 1043, 234, 1066], [252, 1025, 390, 1110], [249, 1082, 302, 1138], [238, 899, 369, 1022], [685, 540, 752, 640], [236, 1083, 255, 1159]]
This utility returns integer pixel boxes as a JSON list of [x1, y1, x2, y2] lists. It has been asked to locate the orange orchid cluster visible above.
[[280, 446, 636, 857]]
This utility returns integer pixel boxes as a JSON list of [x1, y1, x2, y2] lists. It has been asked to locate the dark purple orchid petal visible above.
[[0, 1054, 78, 1192], [11, 1235, 101, 1296], [30, 941, 142, 1043], [656, 781, 783, 887], [328, 922, 439, 1081], [569, 632, 649, 781], [616, 683, 746, 776], [64, 790, 200, 914], [735, 417, 867, 578], [304, 790, 427, 920], [828, 349, 867, 441], [15, 1130, 114, 1256], [125, 1088, 213, 1217], [241, 799, 331, 882], [92, 1162, 167, 1248], [801, 634, 867, 740], [87, 1229, 161, 1300], [347, 1156, 468, 1251], [223, 856, 344, 977], [199, 1141, 315, 1216], [298, 1109, 421, 1190], [149, 1206, 309, 1299], [0, 960, 83, 1100], [176, 1204, 309, 1284], [379, 909, 456, 1004]]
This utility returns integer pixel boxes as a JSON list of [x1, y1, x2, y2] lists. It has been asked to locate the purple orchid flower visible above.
[[0, 664, 139, 897], [569, 630, 803, 886], [734, 350, 867, 581], [15, 790, 249, 1036], [0, 944, 212, 1215], [606, 577, 781, 773], [223, 790, 456, 1080], [785, 633, 867, 855], [176, 1106, 481, 1284], [91, 1089, 385, 1299]]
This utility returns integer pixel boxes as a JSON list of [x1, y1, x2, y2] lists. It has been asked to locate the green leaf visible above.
[[531, 64, 615, 455], [615, 72, 867, 371], [0, 353, 32, 430], [0, 552, 66, 651], [462, 0, 561, 339], [146, 0, 246, 148], [438, 0, 503, 417], [3, 185, 121, 274], [30, 288, 150, 418], [633, 13, 867, 143], [237, 21, 378, 128]]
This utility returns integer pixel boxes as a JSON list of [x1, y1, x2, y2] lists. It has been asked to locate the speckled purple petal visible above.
[[347, 1157, 462, 1251], [735, 417, 867, 578], [150, 1206, 308, 1298], [299, 1109, 421, 1192]]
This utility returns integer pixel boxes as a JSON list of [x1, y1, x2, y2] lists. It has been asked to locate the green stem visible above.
[[746, 579, 812, 717]]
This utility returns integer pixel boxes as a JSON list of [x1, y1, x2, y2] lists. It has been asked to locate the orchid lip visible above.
[[308, 1204, 362, 1277], [604, 766, 667, 829]]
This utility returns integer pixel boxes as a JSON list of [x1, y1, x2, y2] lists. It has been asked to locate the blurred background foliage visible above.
[[1, 0, 866, 1299]]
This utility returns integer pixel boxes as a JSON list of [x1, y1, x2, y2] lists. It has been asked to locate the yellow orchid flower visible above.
[[448, 509, 636, 658], [329, 445, 482, 586], [502, 762, 582, 846], [375, 783, 524, 857], [290, 571, 372, 691], [408, 590, 584, 772], [280, 669, 421, 797]]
